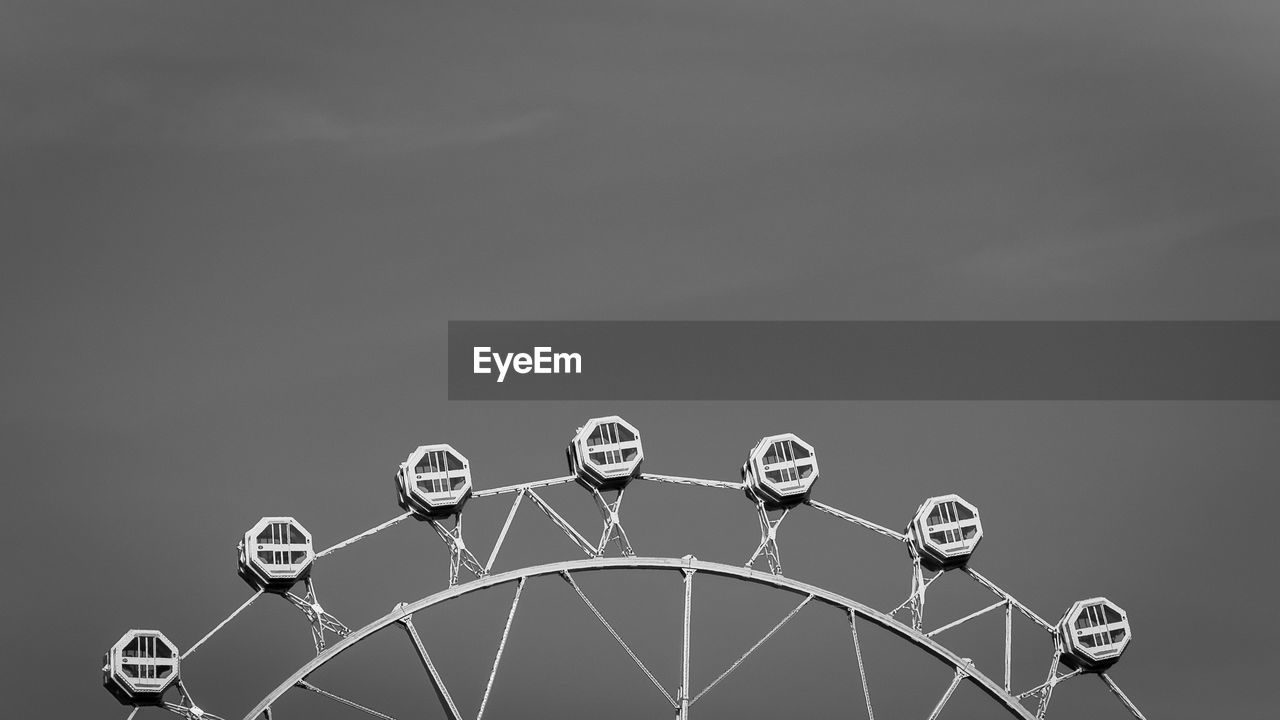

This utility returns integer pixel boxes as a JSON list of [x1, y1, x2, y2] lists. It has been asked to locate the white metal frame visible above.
[[107, 461, 1148, 720], [243, 557, 1044, 720]]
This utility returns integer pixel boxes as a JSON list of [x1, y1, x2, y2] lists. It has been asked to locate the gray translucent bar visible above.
[[448, 321, 1280, 400]]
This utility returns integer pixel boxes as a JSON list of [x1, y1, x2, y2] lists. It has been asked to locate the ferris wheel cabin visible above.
[[1058, 597, 1131, 671], [568, 415, 644, 490], [237, 516, 316, 593], [906, 494, 984, 571], [397, 443, 473, 519], [102, 629, 180, 706], [742, 433, 819, 508]]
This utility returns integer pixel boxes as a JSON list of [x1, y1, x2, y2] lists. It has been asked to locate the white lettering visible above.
[[473, 346, 582, 383], [534, 346, 552, 374], [554, 351, 582, 374], [473, 346, 492, 375], [493, 350, 514, 383]]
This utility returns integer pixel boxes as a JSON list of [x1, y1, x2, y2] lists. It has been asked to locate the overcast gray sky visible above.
[[3, 1, 1279, 718]]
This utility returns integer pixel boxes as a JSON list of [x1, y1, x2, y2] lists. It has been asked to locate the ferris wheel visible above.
[[103, 415, 1148, 720]]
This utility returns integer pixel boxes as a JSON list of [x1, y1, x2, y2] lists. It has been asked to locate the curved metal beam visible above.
[[243, 557, 1035, 720]]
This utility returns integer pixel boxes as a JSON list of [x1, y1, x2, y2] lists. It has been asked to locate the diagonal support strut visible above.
[[296, 679, 399, 720], [561, 571, 677, 707], [745, 504, 789, 575], [477, 578, 525, 720], [691, 593, 814, 706], [527, 490, 597, 556], [398, 612, 464, 720]]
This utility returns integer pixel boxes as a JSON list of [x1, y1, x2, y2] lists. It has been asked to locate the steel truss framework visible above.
[[113, 472, 1148, 720]]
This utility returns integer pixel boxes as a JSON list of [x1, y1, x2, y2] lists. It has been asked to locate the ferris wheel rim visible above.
[[242, 555, 1037, 720]]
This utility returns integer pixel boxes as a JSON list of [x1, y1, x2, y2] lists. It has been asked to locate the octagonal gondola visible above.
[[742, 433, 819, 508], [397, 443, 473, 519], [238, 516, 315, 593], [1058, 597, 1131, 671], [102, 629, 180, 706], [906, 494, 983, 571], [568, 415, 644, 490]]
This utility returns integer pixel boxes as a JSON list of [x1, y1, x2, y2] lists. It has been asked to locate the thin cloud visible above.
[[233, 99, 559, 152], [1, 72, 557, 152]]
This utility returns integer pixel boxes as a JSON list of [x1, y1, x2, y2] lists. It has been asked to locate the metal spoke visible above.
[[926, 668, 967, 720], [477, 578, 525, 720], [399, 614, 464, 720], [962, 568, 1053, 632], [471, 475, 574, 498], [1100, 674, 1148, 720], [182, 590, 263, 660], [849, 610, 875, 720], [806, 499, 907, 541], [678, 569, 694, 719], [926, 600, 1008, 639], [317, 512, 413, 558], [690, 593, 814, 706], [560, 571, 677, 707], [296, 679, 398, 720], [485, 488, 526, 572], [526, 490, 597, 556], [1004, 601, 1013, 692], [640, 473, 742, 491]]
